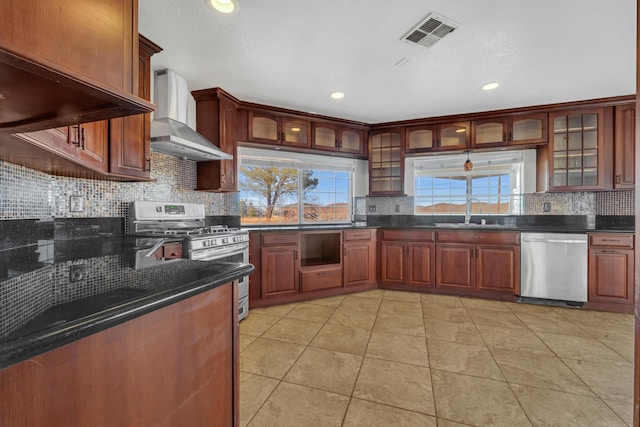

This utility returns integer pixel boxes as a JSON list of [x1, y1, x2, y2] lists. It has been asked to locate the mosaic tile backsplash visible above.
[[0, 152, 238, 220], [523, 191, 635, 216]]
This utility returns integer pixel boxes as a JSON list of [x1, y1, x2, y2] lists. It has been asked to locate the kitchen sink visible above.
[[434, 223, 508, 228]]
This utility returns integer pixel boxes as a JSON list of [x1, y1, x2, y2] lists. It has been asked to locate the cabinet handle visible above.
[[146, 158, 151, 172], [72, 124, 81, 147], [503, 132, 507, 142], [508, 132, 512, 141], [294, 250, 298, 260], [337, 139, 342, 148], [80, 126, 85, 150], [616, 175, 621, 184], [600, 250, 620, 254], [281, 131, 285, 142], [549, 177, 553, 187]]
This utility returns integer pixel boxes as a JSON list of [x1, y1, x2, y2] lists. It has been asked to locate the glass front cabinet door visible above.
[[548, 108, 607, 190], [369, 129, 403, 195]]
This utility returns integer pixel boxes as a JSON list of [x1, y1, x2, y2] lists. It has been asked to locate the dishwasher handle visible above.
[[521, 238, 586, 244]]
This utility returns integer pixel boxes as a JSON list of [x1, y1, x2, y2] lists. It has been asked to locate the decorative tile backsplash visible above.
[[0, 152, 238, 220], [524, 191, 634, 216]]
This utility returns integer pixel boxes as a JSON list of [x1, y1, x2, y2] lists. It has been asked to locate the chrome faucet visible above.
[[464, 197, 482, 225]]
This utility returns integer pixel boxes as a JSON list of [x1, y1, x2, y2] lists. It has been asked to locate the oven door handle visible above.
[[189, 242, 249, 261]]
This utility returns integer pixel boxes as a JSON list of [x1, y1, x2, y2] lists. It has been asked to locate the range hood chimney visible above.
[[150, 69, 232, 161]]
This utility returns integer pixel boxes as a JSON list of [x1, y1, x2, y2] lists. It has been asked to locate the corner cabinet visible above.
[[369, 129, 404, 195], [547, 107, 613, 191], [194, 88, 240, 192], [613, 104, 635, 190]]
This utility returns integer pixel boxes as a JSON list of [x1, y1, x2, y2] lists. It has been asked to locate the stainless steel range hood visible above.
[[150, 69, 232, 161]]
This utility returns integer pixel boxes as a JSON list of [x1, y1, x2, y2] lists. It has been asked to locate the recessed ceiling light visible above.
[[482, 82, 500, 91], [330, 91, 345, 100], [208, 0, 237, 14]]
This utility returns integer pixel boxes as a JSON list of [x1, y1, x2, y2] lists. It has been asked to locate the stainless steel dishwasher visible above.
[[520, 233, 588, 303]]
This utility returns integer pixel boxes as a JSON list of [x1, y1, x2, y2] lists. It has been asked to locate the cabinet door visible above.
[[338, 127, 364, 154], [380, 241, 406, 285], [472, 119, 507, 147], [109, 115, 149, 178], [613, 104, 635, 189], [21, 127, 77, 157], [75, 121, 108, 172], [588, 249, 634, 304], [405, 125, 436, 152], [437, 122, 470, 150], [435, 244, 474, 292], [260, 247, 298, 298], [369, 130, 403, 195], [407, 242, 435, 287], [510, 113, 547, 145], [282, 117, 311, 148], [218, 99, 238, 190], [343, 242, 376, 286], [549, 108, 608, 190], [476, 245, 519, 295], [313, 123, 339, 151], [248, 111, 281, 144]]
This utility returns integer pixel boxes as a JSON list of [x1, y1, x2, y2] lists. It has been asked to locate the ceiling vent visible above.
[[402, 13, 459, 48]]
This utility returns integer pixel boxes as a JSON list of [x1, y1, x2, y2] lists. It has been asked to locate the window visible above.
[[238, 148, 354, 225], [413, 151, 530, 215]]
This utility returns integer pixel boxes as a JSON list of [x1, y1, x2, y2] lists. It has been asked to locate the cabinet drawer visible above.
[[151, 242, 183, 259], [344, 229, 374, 241], [589, 233, 634, 249], [381, 229, 435, 242], [300, 266, 342, 292], [436, 230, 520, 245], [261, 233, 298, 246]]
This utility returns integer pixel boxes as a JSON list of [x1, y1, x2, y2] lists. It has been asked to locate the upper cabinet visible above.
[[247, 111, 311, 148], [405, 122, 469, 153], [0, 0, 154, 134], [194, 89, 240, 192], [472, 113, 547, 148], [613, 103, 635, 190], [547, 107, 612, 191], [313, 123, 366, 155], [369, 129, 404, 196]]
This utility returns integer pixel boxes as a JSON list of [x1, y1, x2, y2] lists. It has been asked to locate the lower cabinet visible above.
[[0, 282, 238, 427], [260, 233, 299, 299], [343, 229, 377, 287], [436, 230, 520, 298], [587, 233, 634, 310], [380, 229, 436, 288]]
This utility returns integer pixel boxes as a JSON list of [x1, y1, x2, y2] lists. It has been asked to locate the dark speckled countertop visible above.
[[0, 235, 253, 369]]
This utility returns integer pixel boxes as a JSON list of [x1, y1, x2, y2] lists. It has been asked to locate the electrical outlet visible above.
[[368, 205, 376, 213], [543, 202, 551, 212], [70, 195, 84, 212], [70, 265, 84, 282], [395, 204, 400, 213]]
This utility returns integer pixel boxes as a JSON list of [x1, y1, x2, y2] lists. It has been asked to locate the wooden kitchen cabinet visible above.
[[0, 282, 239, 427], [472, 113, 547, 148], [194, 88, 240, 191], [313, 123, 366, 155], [405, 121, 469, 153], [260, 232, 299, 299], [586, 233, 635, 311], [546, 107, 613, 191], [247, 110, 311, 148], [300, 231, 342, 292], [613, 103, 635, 189], [436, 230, 520, 299], [380, 229, 435, 289], [369, 129, 404, 195], [108, 35, 162, 179], [343, 229, 377, 287]]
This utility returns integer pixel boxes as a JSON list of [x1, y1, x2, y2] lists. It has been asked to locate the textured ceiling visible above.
[[138, 0, 636, 124]]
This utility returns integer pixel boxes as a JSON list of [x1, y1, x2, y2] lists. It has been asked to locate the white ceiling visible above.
[[138, 0, 636, 124]]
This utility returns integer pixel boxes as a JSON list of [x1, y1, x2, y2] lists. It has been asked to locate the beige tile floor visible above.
[[239, 290, 634, 426]]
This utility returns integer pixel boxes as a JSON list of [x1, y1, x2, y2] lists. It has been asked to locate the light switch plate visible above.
[[70, 195, 84, 212]]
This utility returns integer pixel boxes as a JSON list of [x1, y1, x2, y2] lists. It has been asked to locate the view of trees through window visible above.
[[239, 165, 351, 225]]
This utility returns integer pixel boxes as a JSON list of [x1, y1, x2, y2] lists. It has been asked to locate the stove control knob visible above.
[[223, 238, 229, 244]]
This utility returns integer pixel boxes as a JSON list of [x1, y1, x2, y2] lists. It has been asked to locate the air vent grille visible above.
[[403, 13, 459, 48]]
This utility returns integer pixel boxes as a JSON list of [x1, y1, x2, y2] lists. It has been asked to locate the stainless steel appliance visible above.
[[520, 232, 588, 304], [128, 201, 250, 320]]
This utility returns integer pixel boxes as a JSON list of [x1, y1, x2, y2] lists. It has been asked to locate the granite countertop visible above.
[[0, 236, 253, 369]]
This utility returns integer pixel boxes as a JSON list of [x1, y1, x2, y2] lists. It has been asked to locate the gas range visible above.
[[128, 201, 249, 261], [128, 201, 251, 320]]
